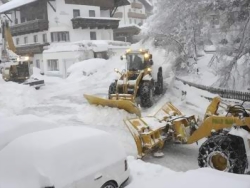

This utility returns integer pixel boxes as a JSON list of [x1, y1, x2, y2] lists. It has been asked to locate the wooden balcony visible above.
[[131, 2, 143, 9], [128, 12, 147, 19], [16, 43, 49, 56], [71, 17, 120, 29], [10, 19, 49, 36]]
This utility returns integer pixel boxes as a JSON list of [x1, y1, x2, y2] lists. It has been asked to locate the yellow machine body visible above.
[[125, 97, 250, 158], [84, 94, 141, 117], [84, 49, 154, 116]]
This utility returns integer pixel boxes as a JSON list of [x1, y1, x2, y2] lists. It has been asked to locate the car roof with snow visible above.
[[0, 126, 126, 188], [0, 115, 59, 151]]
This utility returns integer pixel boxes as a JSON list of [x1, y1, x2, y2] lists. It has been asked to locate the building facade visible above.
[[0, 0, 129, 73]]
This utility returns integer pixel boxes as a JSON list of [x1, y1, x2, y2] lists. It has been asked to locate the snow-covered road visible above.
[[0, 57, 206, 172]]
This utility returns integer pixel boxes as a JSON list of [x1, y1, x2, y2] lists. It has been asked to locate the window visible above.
[[36, 59, 40, 68], [89, 10, 95, 17], [47, 59, 59, 71], [24, 36, 28, 44], [34, 35, 38, 43], [51, 32, 70, 42], [15, 18, 18, 24], [16, 38, 19, 45], [90, 32, 97, 40], [73, 9, 80, 18], [43, 33, 47, 43], [21, 17, 25, 23]]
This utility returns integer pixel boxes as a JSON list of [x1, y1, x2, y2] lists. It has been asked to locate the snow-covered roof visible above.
[[76, 16, 120, 21], [118, 24, 141, 29], [0, 0, 38, 13], [44, 40, 130, 53]]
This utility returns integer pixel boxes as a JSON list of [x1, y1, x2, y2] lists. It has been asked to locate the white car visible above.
[[0, 126, 129, 188]]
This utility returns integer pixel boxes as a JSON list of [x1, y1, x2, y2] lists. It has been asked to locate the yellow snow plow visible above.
[[125, 97, 250, 174], [84, 49, 164, 116], [84, 94, 141, 117]]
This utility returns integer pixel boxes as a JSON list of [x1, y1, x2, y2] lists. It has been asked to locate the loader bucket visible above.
[[84, 94, 141, 117]]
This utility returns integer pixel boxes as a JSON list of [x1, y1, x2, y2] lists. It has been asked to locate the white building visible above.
[[114, 0, 147, 26], [0, 0, 129, 75]]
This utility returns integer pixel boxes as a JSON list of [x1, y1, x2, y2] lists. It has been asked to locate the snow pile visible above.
[[0, 115, 58, 151], [127, 157, 250, 188], [66, 58, 107, 80], [0, 126, 126, 188], [0, 80, 41, 115]]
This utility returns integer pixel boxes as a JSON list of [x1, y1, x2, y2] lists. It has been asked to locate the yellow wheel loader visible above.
[[124, 97, 250, 174], [84, 49, 164, 117]]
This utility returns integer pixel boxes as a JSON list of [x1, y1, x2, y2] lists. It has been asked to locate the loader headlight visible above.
[[25, 77, 29, 79], [126, 49, 131, 53], [144, 53, 150, 59], [147, 67, 152, 72]]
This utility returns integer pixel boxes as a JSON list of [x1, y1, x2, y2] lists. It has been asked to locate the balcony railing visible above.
[[128, 12, 147, 19], [10, 19, 49, 36], [16, 43, 49, 56], [131, 2, 143, 9], [71, 17, 119, 29]]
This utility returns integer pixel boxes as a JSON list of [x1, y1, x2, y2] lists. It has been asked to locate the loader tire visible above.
[[140, 82, 154, 108], [108, 82, 116, 99], [155, 67, 163, 95], [198, 134, 248, 174]]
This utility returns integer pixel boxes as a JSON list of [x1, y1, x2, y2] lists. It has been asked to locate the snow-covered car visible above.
[[0, 126, 129, 188]]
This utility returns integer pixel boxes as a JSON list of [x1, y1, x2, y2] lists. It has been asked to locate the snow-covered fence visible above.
[[176, 77, 250, 101]]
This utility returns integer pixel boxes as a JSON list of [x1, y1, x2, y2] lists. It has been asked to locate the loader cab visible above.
[[8, 60, 31, 82], [121, 49, 153, 71]]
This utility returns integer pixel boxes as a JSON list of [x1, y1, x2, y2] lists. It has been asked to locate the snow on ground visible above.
[[0, 49, 249, 187], [0, 54, 201, 170], [127, 157, 250, 188], [178, 53, 218, 86]]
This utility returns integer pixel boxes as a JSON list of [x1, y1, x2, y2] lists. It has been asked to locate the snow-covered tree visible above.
[[144, 0, 250, 89]]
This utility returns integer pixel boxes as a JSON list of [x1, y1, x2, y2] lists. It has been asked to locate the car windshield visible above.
[[126, 54, 145, 71]]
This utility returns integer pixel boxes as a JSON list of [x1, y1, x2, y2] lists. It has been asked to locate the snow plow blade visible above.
[[84, 94, 141, 117]]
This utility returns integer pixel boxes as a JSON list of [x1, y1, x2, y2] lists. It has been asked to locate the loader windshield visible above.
[[127, 54, 144, 71]]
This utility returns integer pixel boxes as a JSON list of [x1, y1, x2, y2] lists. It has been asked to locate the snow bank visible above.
[[0, 115, 58, 151], [0, 79, 42, 115], [66, 58, 107, 80], [127, 157, 250, 188], [0, 126, 126, 188]]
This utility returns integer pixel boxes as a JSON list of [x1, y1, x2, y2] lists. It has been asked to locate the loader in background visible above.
[[124, 97, 250, 174], [84, 49, 164, 117], [0, 19, 44, 89]]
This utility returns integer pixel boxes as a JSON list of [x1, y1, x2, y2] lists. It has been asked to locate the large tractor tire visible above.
[[140, 82, 154, 108], [198, 134, 248, 174], [155, 67, 163, 95], [108, 82, 116, 99]]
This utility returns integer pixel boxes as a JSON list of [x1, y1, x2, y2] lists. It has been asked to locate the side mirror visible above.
[[150, 59, 153, 65], [120, 56, 123, 60], [114, 68, 122, 76]]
